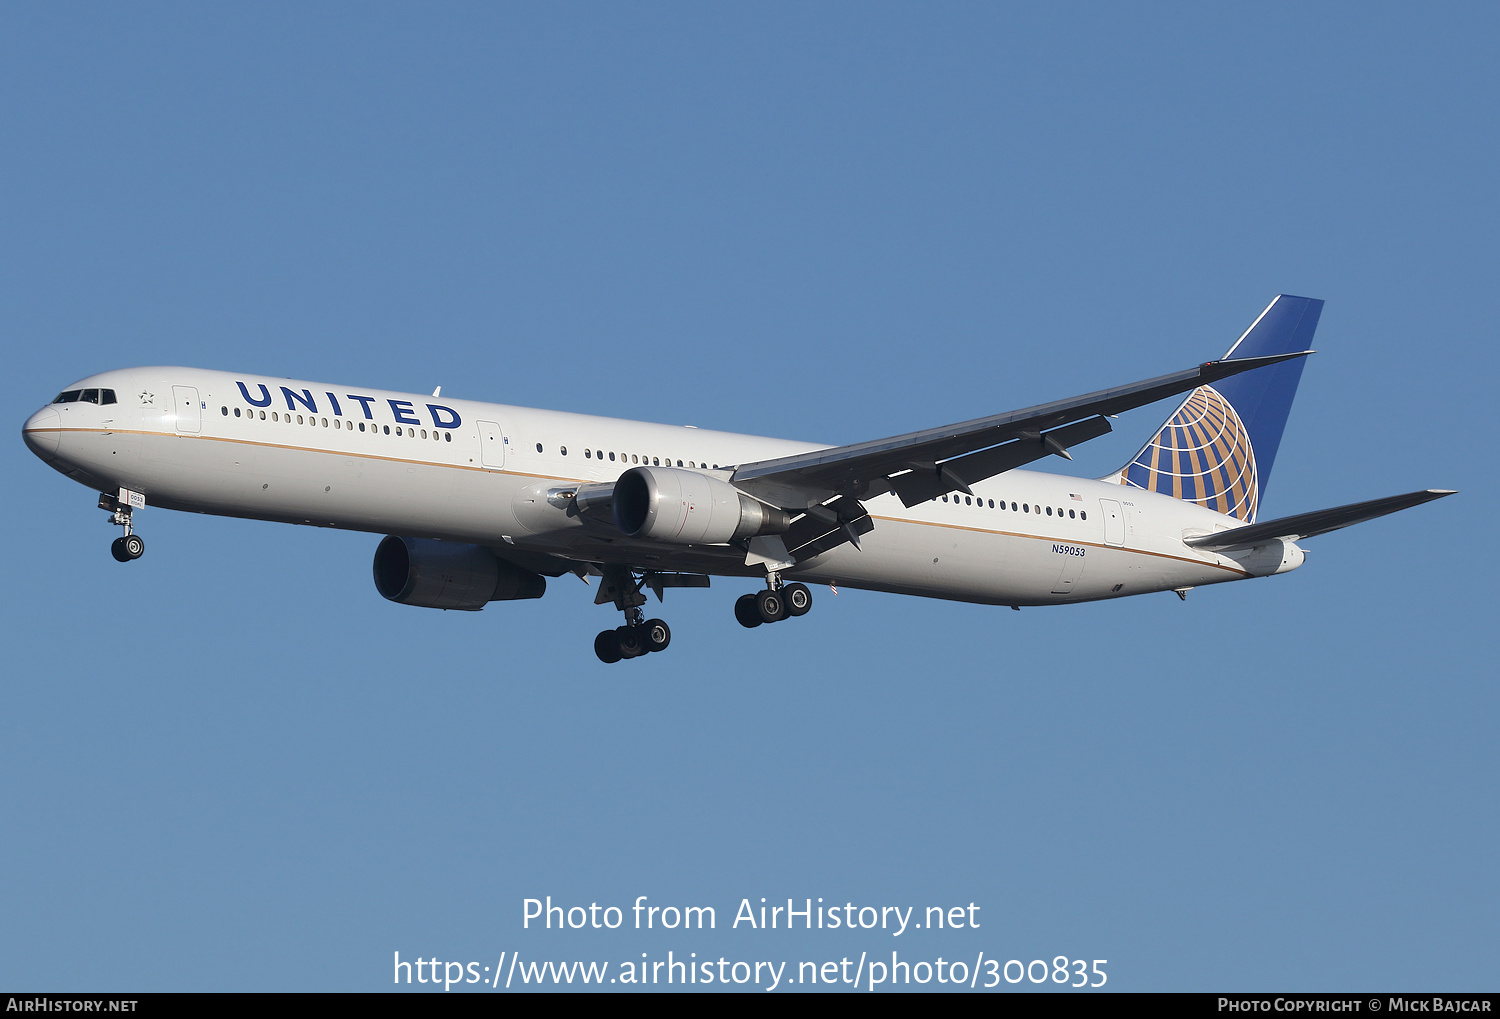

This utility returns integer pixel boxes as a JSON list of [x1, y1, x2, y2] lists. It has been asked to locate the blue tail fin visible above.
[[1111, 295, 1323, 522]]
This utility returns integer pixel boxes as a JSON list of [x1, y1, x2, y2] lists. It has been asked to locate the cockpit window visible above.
[[51, 388, 114, 405]]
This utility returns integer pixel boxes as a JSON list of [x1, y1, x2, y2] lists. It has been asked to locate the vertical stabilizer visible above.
[[1108, 295, 1322, 522]]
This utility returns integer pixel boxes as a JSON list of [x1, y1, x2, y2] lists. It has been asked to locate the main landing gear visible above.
[[594, 566, 673, 664], [735, 577, 812, 628], [100, 493, 145, 562]]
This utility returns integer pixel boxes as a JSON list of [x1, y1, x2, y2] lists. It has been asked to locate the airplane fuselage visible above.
[[23, 367, 1285, 608]]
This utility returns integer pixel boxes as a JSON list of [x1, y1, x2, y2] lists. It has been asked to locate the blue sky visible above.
[[3, 3, 1495, 991]]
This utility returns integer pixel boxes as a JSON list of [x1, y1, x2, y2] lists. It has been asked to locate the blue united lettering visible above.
[[233, 383, 463, 429]]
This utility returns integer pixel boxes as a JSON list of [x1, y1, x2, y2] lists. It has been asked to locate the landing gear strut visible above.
[[593, 566, 673, 664], [735, 574, 812, 628], [100, 493, 144, 562]]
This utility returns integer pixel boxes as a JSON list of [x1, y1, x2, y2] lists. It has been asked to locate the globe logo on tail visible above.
[[1121, 385, 1259, 522]]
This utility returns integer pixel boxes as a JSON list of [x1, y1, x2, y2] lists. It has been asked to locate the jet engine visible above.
[[612, 466, 791, 545], [373, 535, 546, 610]]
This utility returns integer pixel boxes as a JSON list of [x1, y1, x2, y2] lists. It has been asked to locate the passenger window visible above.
[[444, 433, 451, 442], [652, 457, 659, 466], [383, 425, 390, 434], [1023, 504, 1029, 513], [221, 406, 228, 415], [234, 408, 241, 417], [596, 451, 602, 459], [585, 449, 591, 458], [421, 429, 427, 439], [1046, 506, 1052, 515], [322, 418, 328, 427], [1068, 509, 1075, 518], [676, 460, 683, 467], [631, 455, 638, 464], [1080, 511, 1087, 520], [988, 499, 994, 508], [561, 446, 568, 455], [259, 410, 266, 420], [536, 443, 543, 452], [608, 452, 615, 461]]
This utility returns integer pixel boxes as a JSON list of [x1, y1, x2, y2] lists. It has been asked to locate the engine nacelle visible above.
[[1227, 539, 1306, 577], [373, 536, 546, 610], [613, 466, 791, 545]]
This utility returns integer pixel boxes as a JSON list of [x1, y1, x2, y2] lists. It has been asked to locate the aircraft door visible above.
[[477, 420, 505, 469], [172, 386, 201, 433], [1099, 498, 1125, 546]]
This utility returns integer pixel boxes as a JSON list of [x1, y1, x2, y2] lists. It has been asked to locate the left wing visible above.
[[731, 351, 1311, 511]]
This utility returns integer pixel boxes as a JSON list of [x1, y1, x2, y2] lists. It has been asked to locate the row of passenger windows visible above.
[[224, 405, 452, 442], [940, 492, 1087, 520], [533, 443, 722, 470], [53, 389, 117, 405]]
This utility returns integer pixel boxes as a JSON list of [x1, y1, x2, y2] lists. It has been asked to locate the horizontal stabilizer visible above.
[[1184, 489, 1456, 552]]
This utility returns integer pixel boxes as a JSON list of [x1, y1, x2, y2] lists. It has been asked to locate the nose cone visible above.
[[23, 406, 61, 461]]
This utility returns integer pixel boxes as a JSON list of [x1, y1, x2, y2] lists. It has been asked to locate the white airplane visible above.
[[23, 295, 1452, 663]]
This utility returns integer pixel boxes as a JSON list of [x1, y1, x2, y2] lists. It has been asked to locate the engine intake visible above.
[[613, 466, 790, 545], [373, 536, 546, 610]]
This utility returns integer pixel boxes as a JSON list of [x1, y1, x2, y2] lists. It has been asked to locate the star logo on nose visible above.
[[139, 391, 154, 405]]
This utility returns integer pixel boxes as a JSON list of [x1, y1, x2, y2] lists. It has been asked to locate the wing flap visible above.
[[889, 415, 1113, 507]]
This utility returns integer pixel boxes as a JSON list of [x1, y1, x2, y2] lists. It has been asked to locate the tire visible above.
[[734, 593, 763, 628], [123, 534, 145, 559], [594, 630, 622, 664], [617, 625, 645, 658], [784, 582, 812, 616], [110, 537, 131, 563], [755, 588, 787, 624], [643, 618, 671, 653]]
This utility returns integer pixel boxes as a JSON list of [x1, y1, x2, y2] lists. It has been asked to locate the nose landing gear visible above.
[[100, 492, 145, 562], [111, 533, 146, 562]]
